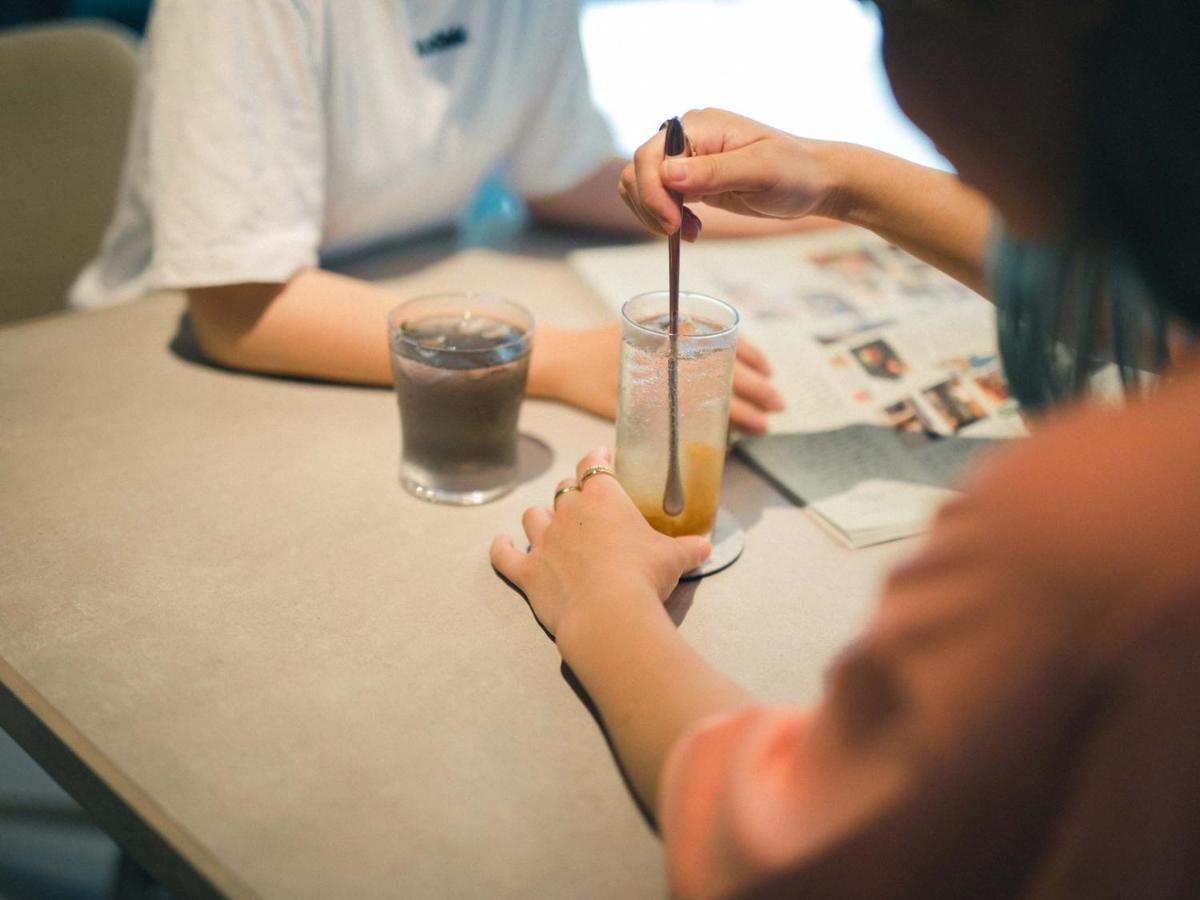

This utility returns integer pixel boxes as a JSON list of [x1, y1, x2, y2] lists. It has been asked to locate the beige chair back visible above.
[[0, 21, 137, 325]]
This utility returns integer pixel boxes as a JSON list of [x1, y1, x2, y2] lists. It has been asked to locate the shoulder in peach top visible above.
[[660, 359, 1200, 899]]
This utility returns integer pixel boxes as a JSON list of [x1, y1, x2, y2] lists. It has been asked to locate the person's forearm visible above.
[[556, 586, 754, 817], [524, 324, 588, 403], [188, 269, 397, 385], [823, 143, 993, 294], [189, 269, 573, 397], [528, 159, 646, 233]]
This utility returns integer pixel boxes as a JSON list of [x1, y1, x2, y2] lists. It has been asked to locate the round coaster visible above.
[[681, 508, 744, 581]]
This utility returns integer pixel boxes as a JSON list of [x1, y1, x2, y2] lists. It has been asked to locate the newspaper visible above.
[[568, 227, 1026, 547]]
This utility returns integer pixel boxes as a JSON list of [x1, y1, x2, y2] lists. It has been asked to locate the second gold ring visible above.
[[553, 484, 580, 506]]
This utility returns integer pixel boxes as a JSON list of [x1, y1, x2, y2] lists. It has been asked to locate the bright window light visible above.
[[580, 0, 950, 170]]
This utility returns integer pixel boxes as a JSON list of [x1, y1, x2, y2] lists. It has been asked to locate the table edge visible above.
[[0, 656, 252, 900]]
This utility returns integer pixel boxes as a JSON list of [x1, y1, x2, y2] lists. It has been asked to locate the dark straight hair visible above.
[[995, 0, 1199, 409], [865, 0, 1200, 408]]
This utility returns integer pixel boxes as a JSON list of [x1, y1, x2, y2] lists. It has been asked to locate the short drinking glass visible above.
[[616, 291, 739, 536], [388, 293, 533, 505]]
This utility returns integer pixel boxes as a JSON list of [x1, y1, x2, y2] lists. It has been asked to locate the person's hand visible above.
[[619, 108, 842, 241], [530, 323, 785, 434], [489, 448, 711, 639]]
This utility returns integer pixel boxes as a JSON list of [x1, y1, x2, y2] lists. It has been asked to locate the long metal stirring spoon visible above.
[[661, 117, 688, 517]]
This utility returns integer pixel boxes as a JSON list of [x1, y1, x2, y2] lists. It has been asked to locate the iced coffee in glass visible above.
[[615, 291, 739, 536], [388, 293, 533, 505]]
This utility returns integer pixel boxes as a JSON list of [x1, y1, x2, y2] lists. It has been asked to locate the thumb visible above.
[[662, 145, 772, 197], [674, 535, 713, 572]]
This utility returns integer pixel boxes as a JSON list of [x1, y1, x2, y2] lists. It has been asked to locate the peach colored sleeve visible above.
[[658, 658, 918, 900], [659, 708, 815, 900], [658, 365, 1200, 899], [657, 466, 1092, 898]]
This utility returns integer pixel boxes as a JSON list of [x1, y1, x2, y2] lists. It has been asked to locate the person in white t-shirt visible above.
[[72, 0, 791, 430]]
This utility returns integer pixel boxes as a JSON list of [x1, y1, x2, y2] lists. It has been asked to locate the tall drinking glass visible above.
[[388, 293, 533, 505], [616, 291, 739, 536]]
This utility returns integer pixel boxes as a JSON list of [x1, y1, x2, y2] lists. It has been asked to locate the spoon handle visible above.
[[664, 227, 684, 516], [662, 117, 687, 517]]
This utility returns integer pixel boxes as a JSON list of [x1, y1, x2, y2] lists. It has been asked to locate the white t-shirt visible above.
[[70, 0, 616, 308]]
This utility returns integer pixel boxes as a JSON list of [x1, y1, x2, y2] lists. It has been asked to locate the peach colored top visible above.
[[661, 357, 1200, 899]]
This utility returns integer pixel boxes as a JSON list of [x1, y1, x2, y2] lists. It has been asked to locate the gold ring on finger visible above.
[[578, 465, 616, 488], [553, 484, 580, 507]]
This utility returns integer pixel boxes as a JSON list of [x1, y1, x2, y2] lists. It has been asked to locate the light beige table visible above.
[[0, 237, 911, 898]]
